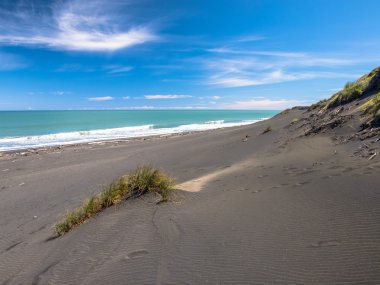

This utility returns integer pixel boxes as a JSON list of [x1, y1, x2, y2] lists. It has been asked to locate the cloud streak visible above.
[[208, 70, 357, 88], [203, 48, 360, 87], [52, 91, 71, 96], [0, 0, 157, 52], [144, 94, 193, 99], [105, 65, 133, 74], [88, 96, 114, 101], [225, 99, 306, 110]]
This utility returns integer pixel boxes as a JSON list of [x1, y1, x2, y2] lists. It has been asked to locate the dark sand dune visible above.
[[0, 108, 380, 284]]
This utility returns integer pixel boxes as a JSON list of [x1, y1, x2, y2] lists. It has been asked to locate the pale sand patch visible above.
[[176, 161, 254, 192]]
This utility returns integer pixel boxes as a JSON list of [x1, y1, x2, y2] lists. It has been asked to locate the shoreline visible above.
[[0, 119, 265, 155], [0, 109, 278, 153]]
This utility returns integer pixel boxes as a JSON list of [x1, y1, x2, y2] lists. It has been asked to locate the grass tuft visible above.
[[291, 118, 300, 124], [323, 72, 376, 109], [262, 126, 273, 134], [54, 166, 174, 236], [359, 92, 380, 125], [308, 99, 327, 110], [361, 92, 380, 115]]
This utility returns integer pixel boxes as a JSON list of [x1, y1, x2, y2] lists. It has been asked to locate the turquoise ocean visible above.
[[0, 110, 279, 151]]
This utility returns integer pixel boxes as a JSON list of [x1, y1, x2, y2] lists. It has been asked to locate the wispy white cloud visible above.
[[206, 48, 356, 66], [52, 90, 71, 96], [144, 94, 193, 99], [0, 0, 157, 52], [209, 70, 357, 87], [328, 87, 343, 92], [110, 105, 209, 110], [224, 99, 306, 110], [88, 96, 114, 101], [28, 91, 45, 95], [105, 65, 133, 74], [236, 35, 266, 43], [203, 48, 360, 87], [122, 96, 130, 100], [56, 64, 96, 72], [207, 48, 307, 59]]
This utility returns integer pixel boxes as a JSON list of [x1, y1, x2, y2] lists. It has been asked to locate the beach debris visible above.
[[33, 215, 38, 219], [19, 182, 25, 186], [368, 152, 377, 160], [242, 135, 250, 142], [2, 169, 9, 172]]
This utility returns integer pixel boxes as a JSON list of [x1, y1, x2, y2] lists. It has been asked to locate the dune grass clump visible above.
[[127, 166, 174, 202], [323, 72, 376, 109], [291, 118, 300, 124], [325, 83, 365, 109], [362, 93, 380, 125], [308, 99, 327, 110], [54, 166, 174, 236], [361, 92, 380, 115], [262, 126, 273, 134]]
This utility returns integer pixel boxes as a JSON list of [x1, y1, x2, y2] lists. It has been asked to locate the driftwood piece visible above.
[[368, 152, 377, 160]]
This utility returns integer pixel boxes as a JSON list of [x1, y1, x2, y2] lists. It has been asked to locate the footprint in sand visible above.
[[342, 167, 354, 173], [125, 249, 149, 259], [257, 174, 268, 178], [292, 181, 311, 187], [238, 188, 248, 192], [329, 165, 343, 170], [270, 185, 281, 189], [310, 239, 342, 248], [298, 170, 316, 175]]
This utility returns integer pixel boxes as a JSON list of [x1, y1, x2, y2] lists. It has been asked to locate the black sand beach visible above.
[[1, 107, 379, 284]]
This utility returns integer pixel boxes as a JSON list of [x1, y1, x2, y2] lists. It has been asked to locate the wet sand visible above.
[[1, 108, 379, 284]]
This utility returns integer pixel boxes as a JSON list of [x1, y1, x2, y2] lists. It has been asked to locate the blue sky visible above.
[[0, 0, 379, 110]]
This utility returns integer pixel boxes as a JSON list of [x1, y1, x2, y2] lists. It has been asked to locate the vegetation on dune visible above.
[[323, 75, 373, 109], [262, 126, 273, 134], [291, 118, 300, 124], [127, 166, 174, 202], [309, 66, 380, 125], [312, 67, 379, 111], [279, 108, 290, 115], [361, 92, 380, 114], [54, 166, 174, 236], [360, 92, 380, 125], [308, 99, 327, 110]]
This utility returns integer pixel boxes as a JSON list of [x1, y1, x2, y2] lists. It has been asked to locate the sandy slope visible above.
[[0, 109, 379, 284]]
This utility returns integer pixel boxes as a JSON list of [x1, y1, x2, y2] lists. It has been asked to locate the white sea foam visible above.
[[0, 119, 266, 151], [205, 120, 225, 124]]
